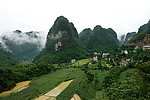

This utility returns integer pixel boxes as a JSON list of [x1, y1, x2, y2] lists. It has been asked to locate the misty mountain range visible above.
[[34, 16, 122, 64], [0, 16, 149, 64], [0, 44, 17, 67], [0, 30, 46, 61]]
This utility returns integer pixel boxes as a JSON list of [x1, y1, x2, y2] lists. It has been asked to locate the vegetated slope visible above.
[[94, 67, 149, 100], [0, 30, 44, 61], [0, 68, 83, 100], [138, 20, 150, 34], [124, 32, 136, 44], [129, 33, 150, 44], [0, 63, 55, 93], [129, 20, 150, 44], [79, 25, 119, 52], [0, 43, 17, 67], [34, 16, 86, 64], [57, 44, 150, 100]]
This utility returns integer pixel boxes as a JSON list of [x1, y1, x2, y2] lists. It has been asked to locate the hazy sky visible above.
[[0, 0, 150, 38]]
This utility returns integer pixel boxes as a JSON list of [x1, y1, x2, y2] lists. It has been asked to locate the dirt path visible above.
[[70, 94, 81, 100], [0, 81, 31, 96], [35, 80, 73, 100]]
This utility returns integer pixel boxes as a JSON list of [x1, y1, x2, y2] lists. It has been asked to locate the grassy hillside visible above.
[[0, 68, 83, 100], [70, 58, 92, 66], [1, 61, 149, 100]]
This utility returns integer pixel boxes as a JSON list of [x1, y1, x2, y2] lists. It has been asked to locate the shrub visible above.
[[0, 64, 56, 92]]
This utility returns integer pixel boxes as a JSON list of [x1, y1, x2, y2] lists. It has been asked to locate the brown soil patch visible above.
[[0, 81, 31, 96]]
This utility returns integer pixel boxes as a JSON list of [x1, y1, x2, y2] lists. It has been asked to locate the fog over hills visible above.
[[0, 30, 46, 61]]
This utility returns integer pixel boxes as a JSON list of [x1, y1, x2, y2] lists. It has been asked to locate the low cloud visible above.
[[0, 30, 46, 51]]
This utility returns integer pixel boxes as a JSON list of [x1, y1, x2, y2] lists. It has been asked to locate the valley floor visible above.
[[0, 68, 83, 100], [0, 60, 149, 100]]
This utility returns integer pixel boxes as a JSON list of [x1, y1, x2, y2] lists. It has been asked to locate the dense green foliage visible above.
[[58, 63, 150, 100], [128, 34, 147, 43], [96, 45, 150, 100], [0, 63, 55, 93], [34, 16, 86, 64], [79, 28, 93, 46], [82, 62, 149, 100], [94, 67, 149, 100], [34, 46, 86, 64], [79, 25, 119, 52], [0, 48, 17, 67]]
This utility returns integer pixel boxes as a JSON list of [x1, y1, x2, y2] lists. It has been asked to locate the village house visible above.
[[93, 52, 100, 55], [134, 45, 143, 50], [102, 53, 110, 58], [88, 62, 92, 65], [120, 58, 131, 66], [93, 56, 98, 62], [143, 45, 150, 50], [121, 50, 128, 54], [71, 59, 76, 64], [94, 52, 97, 55]]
